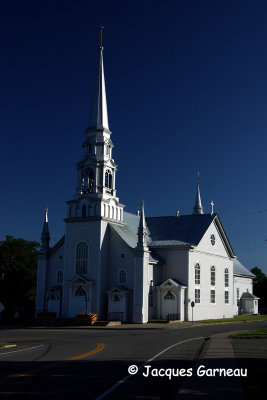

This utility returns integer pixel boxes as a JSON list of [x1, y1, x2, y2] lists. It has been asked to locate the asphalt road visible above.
[[0, 320, 266, 399]]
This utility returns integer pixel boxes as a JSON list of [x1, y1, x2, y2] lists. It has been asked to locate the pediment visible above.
[[106, 286, 129, 294], [66, 276, 94, 285], [159, 278, 186, 288]]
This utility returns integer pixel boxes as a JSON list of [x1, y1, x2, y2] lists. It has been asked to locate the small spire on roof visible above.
[[211, 200, 214, 215], [136, 200, 149, 250], [193, 172, 204, 215], [41, 207, 50, 251]]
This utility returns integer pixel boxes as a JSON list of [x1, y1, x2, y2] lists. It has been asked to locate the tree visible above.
[[251, 266, 267, 309], [0, 236, 39, 320]]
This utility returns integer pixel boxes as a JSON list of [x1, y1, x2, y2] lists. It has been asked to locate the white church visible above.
[[36, 32, 258, 323]]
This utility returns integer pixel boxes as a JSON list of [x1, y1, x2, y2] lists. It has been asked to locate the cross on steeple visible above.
[[97, 25, 105, 50], [211, 201, 214, 215]]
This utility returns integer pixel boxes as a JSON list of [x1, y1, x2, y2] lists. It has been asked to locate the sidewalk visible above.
[[175, 332, 245, 400]]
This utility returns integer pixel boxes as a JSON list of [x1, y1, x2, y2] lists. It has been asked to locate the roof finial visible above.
[[41, 207, 50, 251], [211, 200, 214, 215], [193, 172, 204, 215], [136, 200, 149, 250], [97, 25, 105, 50]]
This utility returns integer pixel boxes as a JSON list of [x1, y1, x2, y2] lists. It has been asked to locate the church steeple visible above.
[[66, 28, 124, 223], [193, 173, 204, 215], [41, 208, 50, 250], [86, 26, 109, 133]]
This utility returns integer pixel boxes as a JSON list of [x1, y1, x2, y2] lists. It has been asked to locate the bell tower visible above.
[[66, 27, 124, 222]]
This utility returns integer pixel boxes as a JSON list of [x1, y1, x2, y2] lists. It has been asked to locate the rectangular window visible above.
[[210, 290, 215, 303], [211, 267, 215, 286], [225, 269, 229, 287], [225, 291, 229, 304], [195, 289, 200, 304], [195, 264, 200, 285]]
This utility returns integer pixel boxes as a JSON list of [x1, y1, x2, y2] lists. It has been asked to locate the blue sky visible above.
[[1, 0, 267, 272]]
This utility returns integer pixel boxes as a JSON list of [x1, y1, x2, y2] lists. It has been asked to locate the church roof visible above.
[[233, 259, 255, 278], [146, 214, 214, 246], [112, 212, 220, 250]]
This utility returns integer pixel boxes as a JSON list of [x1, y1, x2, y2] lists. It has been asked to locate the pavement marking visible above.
[[95, 336, 208, 400], [66, 343, 105, 361], [0, 345, 46, 357], [0, 343, 105, 383]]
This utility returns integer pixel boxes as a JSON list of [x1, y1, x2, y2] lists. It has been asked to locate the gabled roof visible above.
[[146, 214, 215, 246], [233, 259, 255, 278], [240, 292, 259, 300], [111, 212, 234, 256], [159, 278, 187, 287]]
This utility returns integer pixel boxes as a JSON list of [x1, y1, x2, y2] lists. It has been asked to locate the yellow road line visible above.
[[1, 343, 105, 382], [67, 343, 105, 361]]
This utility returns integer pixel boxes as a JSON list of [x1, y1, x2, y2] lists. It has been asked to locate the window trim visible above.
[[195, 288, 200, 304], [224, 268, 229, 287], [76, 242, 88, 275], [210, 234, 216, 246], [118, 269, 127, 285], [210, 266, 216, 286], [225, 290, 229, 304], [195, 263, 200, 285], [210, 289, 216, 304]]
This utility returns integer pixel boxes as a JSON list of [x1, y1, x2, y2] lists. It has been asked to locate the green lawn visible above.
[[197, 314, 267, 324], [230, 330, 267, 338]]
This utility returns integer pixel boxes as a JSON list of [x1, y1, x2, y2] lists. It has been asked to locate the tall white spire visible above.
[[193, 173, 204, 215], [86, 26, 109, 132]]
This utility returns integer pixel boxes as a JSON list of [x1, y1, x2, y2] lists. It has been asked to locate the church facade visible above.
[[36, 36, 258, 323]]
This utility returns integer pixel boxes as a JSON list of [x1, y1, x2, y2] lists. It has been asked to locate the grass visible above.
[[230, 330, 267, 338], [197, 314, 267, 324]]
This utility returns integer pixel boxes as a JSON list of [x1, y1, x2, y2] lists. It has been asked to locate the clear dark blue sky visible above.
[[1, 0, 266, 272]]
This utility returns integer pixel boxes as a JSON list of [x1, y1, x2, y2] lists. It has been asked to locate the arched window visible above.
[[76, 242, 88, 275], [57, 270, 63, 283], [195, 263, 200, 285], [81, 169, 94, 193], [164, 291, 175, 300], [211, 266, 216, 286], [82, 204, 86, 218], [224, 268, 229, 287], [119, 270, 127, 285], [75, 286, 86, 296], [105, 170, 112, 189]]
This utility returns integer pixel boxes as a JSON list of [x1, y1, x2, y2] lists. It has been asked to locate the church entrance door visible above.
[[161, 291, 178, 319], [69, 286, 88, 318]]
